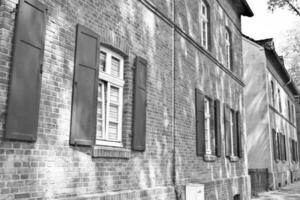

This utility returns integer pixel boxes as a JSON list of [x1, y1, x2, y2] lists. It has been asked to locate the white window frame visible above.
[[200, 0, 209, 50], [96, 47, 124, 147], [225, 29, 231, 69], [204, 97, 211, 155]]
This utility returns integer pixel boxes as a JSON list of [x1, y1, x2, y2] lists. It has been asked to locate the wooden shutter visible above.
[[224, 105, 231, 157], [214, 99, 221, 157], [6, 0, 47, 142], [195, 89, 205, 156], [290, 138, 293, 161], [232, 110, 238, 156], [272, 129, 277, 160], [209, 99, 215, 155], [70, 24, 99, 146], [237, 111, 243, 158], [132, 56, 147, 151]]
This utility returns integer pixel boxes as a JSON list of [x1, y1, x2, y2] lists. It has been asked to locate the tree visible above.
[[277, 26, 300, 87], [267, 0, 300, 16]]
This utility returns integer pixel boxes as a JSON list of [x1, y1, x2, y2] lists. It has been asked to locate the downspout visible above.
[[171, 0, 176, 196], [284, 78, 292, 87]]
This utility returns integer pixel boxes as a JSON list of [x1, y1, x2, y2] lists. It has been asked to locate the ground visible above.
[[252, 181, 300, 200]]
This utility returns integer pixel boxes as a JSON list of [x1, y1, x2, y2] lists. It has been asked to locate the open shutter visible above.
[[272, 129, 277, 160], [195, 89, 205, 156], [6, 0, 47, 142], [237, 111, 243, 158], [132, 56, 147, 151], [224, 105, 231, 157], [209, 99, 215, 155], [70, 24, 99, 146], [215, 99, 221, 157], [290, 138, 293, 161]]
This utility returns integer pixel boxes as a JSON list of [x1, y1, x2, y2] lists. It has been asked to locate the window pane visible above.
[[108, 122, 118, 140], [110, 86, 119, 103], [111, 57, 120, 77], [109, 104, 119, 122], [100, 51, 106, 72], [97, 83, 105, 139]]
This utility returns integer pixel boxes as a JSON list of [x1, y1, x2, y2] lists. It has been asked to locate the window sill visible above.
[[92, 146, 130, 159], [229, 156, 239, 162], [204, 154, 217, 162]]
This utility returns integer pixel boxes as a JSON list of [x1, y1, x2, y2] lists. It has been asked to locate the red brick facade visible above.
[[0, 0, 252, 199]]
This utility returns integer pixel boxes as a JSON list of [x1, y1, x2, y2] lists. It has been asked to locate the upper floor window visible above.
[[278, 89, 282, 113], [230, 109, 235, 156], [97, 47, 124, 147], [200, 0, 209, 50], [271, 80, 275, 106], [225, 29, 232, 70]]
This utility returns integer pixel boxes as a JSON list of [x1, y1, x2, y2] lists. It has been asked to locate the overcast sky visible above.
[[242, 0, 300, 50]]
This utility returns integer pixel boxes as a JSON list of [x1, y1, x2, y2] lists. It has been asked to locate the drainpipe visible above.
[[171, 0, 176, 190], [284, 78, 292, 87]]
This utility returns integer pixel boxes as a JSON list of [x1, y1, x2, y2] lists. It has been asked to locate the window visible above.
[[271, 80, 275, 106], [200, 0, 209, 50], [96, 47, 124, 147], [288, 100, 291, 121], [225, 29, 232, 70], [230, 109, 235, 156], [204, 97, 212, 155], [278, 89, 282, 113]]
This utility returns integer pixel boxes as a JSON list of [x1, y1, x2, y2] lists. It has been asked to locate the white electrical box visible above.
[[186, 184, 205, 200]]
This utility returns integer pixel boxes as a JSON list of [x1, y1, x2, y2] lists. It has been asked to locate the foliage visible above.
[[267, 0, 300, 16]]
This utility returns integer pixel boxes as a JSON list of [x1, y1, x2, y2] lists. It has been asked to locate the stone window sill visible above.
[[229, 156, 239, 162], [204, 154, 217, 162], [92, 146, 131, 159]]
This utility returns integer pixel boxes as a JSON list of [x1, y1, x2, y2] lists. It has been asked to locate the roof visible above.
[[240, 0, 254, 17], [243, 35, 299, 97], [232, 0, 254, 17]]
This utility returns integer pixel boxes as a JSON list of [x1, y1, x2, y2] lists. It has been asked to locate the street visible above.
[[252, 181, 300, 200]]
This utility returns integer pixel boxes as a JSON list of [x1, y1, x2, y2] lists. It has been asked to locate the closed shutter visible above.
[[237, 111, 243, 158], [6, 0, 47, 142], [132, 56, 147, 151], [224, 105, 231, 157], [214, 99, 221, 157], [70, 24, 99, 146], [272, 129, 277, 160], [195, 89, 205, 156]]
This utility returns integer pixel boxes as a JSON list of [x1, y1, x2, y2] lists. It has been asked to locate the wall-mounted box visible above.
[[186, 184, 205, 200]]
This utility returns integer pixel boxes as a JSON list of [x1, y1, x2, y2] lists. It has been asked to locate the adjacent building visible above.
[[0, 0, 252, 199], [243, 36, 300, 192]]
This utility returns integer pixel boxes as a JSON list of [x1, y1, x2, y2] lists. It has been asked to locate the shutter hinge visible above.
[[40, 63, 43, 73]]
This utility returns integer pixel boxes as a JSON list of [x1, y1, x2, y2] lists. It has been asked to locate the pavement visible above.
[[252, 181, 300, 200]]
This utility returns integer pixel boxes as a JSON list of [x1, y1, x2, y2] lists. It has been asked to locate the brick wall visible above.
[[0, 0, 250, 199]]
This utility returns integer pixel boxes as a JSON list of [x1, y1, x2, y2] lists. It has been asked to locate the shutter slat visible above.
[[215, 99, 221, 157], [195, 89, 205, 156], [224, 105, 231, 157], [132, 56, 147, 151], [70, 24, 99, 146], [6, 0, 47, 142]]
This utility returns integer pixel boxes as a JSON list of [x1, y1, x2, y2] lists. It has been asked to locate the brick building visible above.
[[0, 0, 252, 199], [243, 36, 300, 192]]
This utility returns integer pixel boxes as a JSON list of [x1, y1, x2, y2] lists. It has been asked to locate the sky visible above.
[[242, 0, 300, 50]]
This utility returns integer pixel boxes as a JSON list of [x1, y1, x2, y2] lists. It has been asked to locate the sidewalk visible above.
[[252, 181, 300, 200]]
